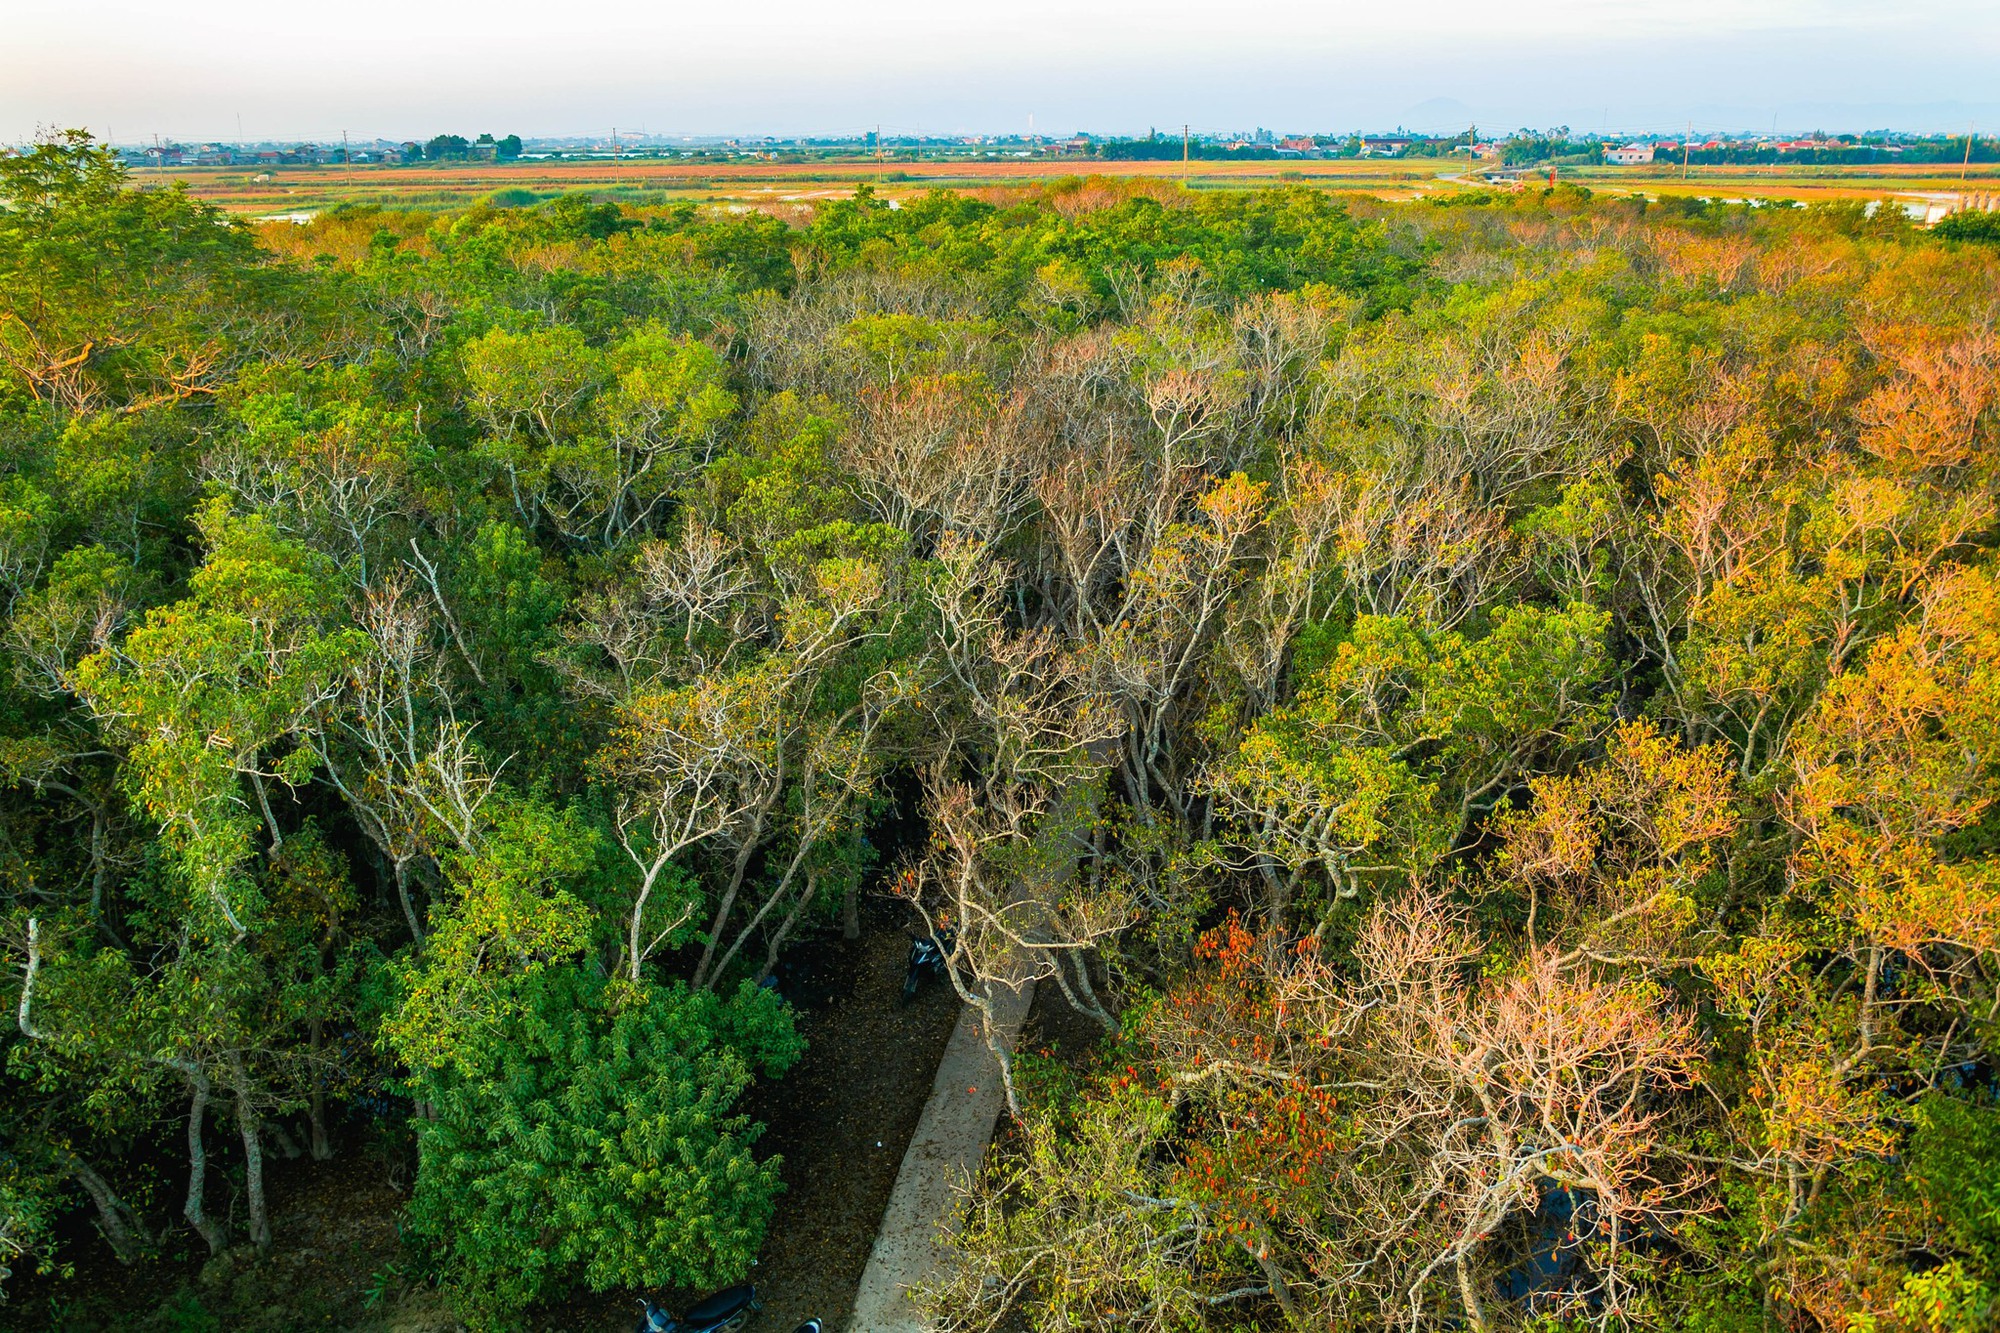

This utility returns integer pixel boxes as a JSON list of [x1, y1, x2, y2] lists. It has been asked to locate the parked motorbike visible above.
[[635, 1284, 759, 1333], [901, 927, 956, 1004]]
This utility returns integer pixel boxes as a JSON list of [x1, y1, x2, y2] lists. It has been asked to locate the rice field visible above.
[[135, 156, 1469, 216], [1568, 160, 2000, 211], [133, 154, 2000, 220]]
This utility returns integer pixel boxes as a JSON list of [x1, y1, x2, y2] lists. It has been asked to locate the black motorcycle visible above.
[[635, 1284, 759, 1333], [901, 927, 956, 1004]]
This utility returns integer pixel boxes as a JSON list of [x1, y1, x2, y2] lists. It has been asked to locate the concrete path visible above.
[[847, 980, 1035, 1332]]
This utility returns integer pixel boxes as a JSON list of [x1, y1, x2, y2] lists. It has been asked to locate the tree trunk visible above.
[[841, 875, 860, 940], [969, 991, 1021, 1119], [693, 838, 762, 989], [1246, 1232, 1300, 1323], [393, 856, 425, 946], [86, 804, 125, 948], [181, 1077, 228, 1256], [248, 767, 284, 852], [714, 850, 810, 985], [266, 1119, 304, 1160], [1454, 1252, 1491, 1333], [1060, 950, 1116, 1033], [308, 1016, 333, 1161], [225, 1052, 271, 1254], [67, 1156, 149, 1265], [755, 872, 821, 985]]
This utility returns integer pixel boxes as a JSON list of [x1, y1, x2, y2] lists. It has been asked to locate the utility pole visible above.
[[1681, 119, 1692, 181], [1964, 122, 1977, 181], [1183, 123, 1190, 172]]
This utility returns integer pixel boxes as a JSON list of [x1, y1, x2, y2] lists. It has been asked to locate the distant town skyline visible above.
[[7, 0, 1997, 144]]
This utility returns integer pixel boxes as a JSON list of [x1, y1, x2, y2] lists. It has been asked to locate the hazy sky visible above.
[[5, 0, 1996, 143]]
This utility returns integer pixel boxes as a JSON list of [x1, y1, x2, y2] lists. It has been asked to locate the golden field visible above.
[[132, 153, 2000, 218]]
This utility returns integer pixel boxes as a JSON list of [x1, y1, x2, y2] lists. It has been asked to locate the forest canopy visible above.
[[3, 130, 2000, 1333]]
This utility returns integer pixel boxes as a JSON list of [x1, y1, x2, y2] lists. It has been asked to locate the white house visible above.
[[1605, 143, 1655, 165]]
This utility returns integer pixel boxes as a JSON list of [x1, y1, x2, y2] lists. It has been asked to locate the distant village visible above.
[[86, 126, 1994, 170]]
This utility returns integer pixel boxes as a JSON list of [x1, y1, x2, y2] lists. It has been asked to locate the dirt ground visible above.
[[8, 1144, 411, 1331], [735, 918, 962, 1332]]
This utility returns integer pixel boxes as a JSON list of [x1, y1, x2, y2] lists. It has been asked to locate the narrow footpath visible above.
[[848, 980, 1037, 1332], [733, 923, 963, 1333]]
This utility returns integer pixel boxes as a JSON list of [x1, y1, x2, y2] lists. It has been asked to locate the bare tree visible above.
[[905, 535, 1129, 1113], [312, 573, 501, 944], [932, 889, 1709, 1332], [591, 555, 897, 986]]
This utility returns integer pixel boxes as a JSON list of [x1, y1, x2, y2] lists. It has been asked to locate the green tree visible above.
[[1208, 603, 1611, 911], [0, 130, 275, 415], [70, 498, 364, 936], [385, 798, 801, 1321], [403, 967, 798, 1322]]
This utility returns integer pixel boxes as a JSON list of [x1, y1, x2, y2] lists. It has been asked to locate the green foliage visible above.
[[1849, 1263, 1997, 1333], [1934, 209, 2000, 245], [69, 499, 364, 934], [543, 194, 638, 241], [403, 966, 799, 1322], [0, 129, 125, 215], [462, 321, 732, 546], [147, 1291, 221, 1333], [1910, 1094, 2000, 1273], [0, 473, 55, 605], [1214, 604, 1611, 884], [9, 130, 2000, 1333], [0, 1153, 65, 1291], [1500, 127, 1594, 165], [383, 796, 600, 1074], [384, 792, 799, 1320], [801, 183, 1427, 310], [51, 410, 198, 562], [451, 520, 578, 769], [0, 130, 277, 413], [484, 187, 541, 210], [1892, 1263, 1993, 1333]]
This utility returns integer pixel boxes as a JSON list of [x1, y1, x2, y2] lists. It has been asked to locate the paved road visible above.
[[847, 979, 1036, 1332]]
